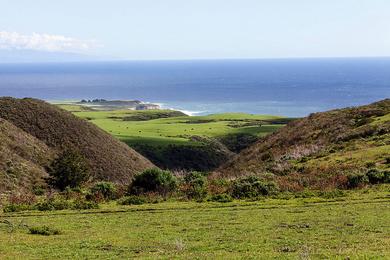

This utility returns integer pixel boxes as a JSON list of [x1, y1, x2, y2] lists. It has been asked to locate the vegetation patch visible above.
[[28, 226, 61, 236], [129, 168, 178, 196]]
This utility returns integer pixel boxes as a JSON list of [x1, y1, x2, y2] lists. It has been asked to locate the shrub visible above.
[[231, 176, 279, 199], [90, 182, 117, 201], [3, 204, 32, 213], [365, 161, 376, 168], [385, 157, 390, 165], [118, 196, 146, 205], [32, 186, 45, 196], [7, 193, 37, 205], [366, 169, 384, 184], [46, 150, 90, 191], [34, 199, 72, 211], [318, 189, 346, 199], [346, 172, 369, 188], [208, 194, 233, 203], [208, 179, 230, 195], [182, 172, 208, 200], [72, 199, 99, 210], [29, 226, 60, 236], [366, 169, 390, 184], [129, 168, 177, 196], [63, 186, 84, 200]]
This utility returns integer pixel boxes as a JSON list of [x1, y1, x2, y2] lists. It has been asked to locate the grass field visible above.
[[1, 185, 389, 259], [59, 104, 287, 146]]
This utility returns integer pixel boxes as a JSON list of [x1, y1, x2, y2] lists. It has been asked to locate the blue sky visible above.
[[0, 0, 390, 60]]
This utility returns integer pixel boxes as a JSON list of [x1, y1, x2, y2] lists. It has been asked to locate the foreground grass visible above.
[[1, 186, 389, 259]]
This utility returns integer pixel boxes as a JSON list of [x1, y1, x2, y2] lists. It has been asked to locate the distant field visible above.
[[0, 185, 389, 259], [59, 104, 289, 146]]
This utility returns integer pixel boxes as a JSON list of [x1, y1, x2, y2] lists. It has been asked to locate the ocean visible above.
[[0, 58, 389, 117]]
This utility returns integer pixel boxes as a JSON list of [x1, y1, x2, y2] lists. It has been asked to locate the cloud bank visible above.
[[0, 31, 99, 53]]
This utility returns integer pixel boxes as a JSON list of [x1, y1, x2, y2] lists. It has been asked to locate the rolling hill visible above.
[[213, 99, 390, 191], [59, 104, 288, 171], [0, 97, 154, 192], [0, 118, 53, 193]]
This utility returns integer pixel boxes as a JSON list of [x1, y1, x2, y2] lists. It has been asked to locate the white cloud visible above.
[[0, 31, 99, 53]]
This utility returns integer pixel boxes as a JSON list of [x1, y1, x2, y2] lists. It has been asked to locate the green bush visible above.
[[208, 194, 233, 203], [318, 189, 346, 199], [34, 199, 72, 211], [29, 226, 61, 236], [231, 176, 279, 199], [34, 198, 97, 211], [32, 186, 45, 196], [46, 150, 90, 191], [129, 168, 177, 195], [182, 172, 208, 200], [347, 172, 369, 188], [366, 169, 390, 184], [72, 199, 99, 210], [90, 182, 117, 200], [118, 195, 146, 205], [3, 204, 31, 213]]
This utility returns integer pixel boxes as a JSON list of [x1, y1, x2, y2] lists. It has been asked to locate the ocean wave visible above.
[[158, 103, 206, 116]]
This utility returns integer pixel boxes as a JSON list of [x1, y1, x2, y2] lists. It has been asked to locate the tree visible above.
[[46, 150, 89, 190]]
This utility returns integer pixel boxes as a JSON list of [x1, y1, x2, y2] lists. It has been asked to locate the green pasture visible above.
[[1, 186, 389, 259], [60, 104, 287, 146]]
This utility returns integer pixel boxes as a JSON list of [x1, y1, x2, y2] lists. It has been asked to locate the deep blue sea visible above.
[[0, 58, 389, 117]]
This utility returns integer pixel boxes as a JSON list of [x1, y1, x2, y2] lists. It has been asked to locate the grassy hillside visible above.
[[0, 119, 53, 193], [0, 98, 154, 188], [214, 99, 390, 191], [0, 185, 389, 258], [60, 104, 288, 170]]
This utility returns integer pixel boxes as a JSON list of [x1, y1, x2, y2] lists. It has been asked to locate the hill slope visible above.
[[0, 98, 154, 187], [213, 99, 390, 190], [0, 118, 53, 193]]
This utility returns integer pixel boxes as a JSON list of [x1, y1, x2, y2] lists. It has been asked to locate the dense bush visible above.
[[3, 204, 32, 213], [346, 172, 369, 188], [182, 172, 208, 200], [46, 150, 90, 190], [33, 198, 98, 212], [32, 186, 46, 196], [35, 199, 72, 211], [231, 176, 279, 199], [29, 226, 61, 236], [118, 196, 146, 205], [366, 169, 390, 184], [72, 199, 99, 210], [208, 194, 233, 203], [317, 189, 346, 199], [129, 168, 177, 195], [89, 182, 117, 201]]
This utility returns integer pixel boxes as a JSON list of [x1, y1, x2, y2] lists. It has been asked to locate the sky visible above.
[[0, 0, 390, 60]]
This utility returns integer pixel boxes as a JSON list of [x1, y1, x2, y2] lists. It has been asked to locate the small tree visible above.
[[46, 150, 89, 191]]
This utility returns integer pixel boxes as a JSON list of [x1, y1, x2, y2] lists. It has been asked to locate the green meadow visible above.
[[59, 104, 288, 146], [1, 185, 389, 259]]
